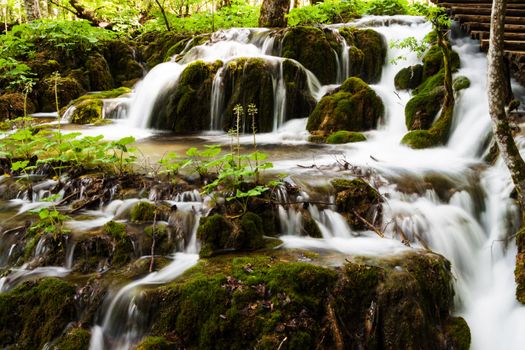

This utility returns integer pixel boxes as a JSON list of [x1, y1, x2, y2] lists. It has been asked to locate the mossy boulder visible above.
[[281, 26, 338, 85], [307, 77, 384, 135], [405, 85, 445, 130], [302, 213, 322, 238], [326, 130, 367, 144], [453, 75, 471, 91], [104, 220, 134, 266], [145, 224, 177, 255], [197, 213, 265, 258], [221, 58, 275, 132], [53, 327, 91, 350], [422, 44, 460, 80], [130, 201, 158, 222], [282, 59, 317, 119], [394, 64, 423, 90], [401, 129, 442, 149], [150, 60, 223, 132], [85, 52, 114, 91], [0, 278, 76, 349], [101, 40, 144, 86], [339, 27, 387, 84], [0, 92, 35, 120], [135, 336, 176, 350], [332, 177, 382, 230], [445, 317, 471, 350], [38, 76, 86, 112], [139, 250, 466, 349], [69, 98, 103, 124], [137, 31, 190, 68]]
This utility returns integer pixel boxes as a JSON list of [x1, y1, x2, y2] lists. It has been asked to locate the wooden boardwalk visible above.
[[435, 0, 525, 87]]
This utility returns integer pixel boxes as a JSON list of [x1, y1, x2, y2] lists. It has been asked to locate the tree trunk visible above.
[[259, 0, 290, 28], [24, 0, 41, 21], [487, 0, 525, 209]]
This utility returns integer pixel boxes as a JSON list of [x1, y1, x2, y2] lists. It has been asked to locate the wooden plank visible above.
[[481, 39, 525, 51], [454, 15, 525, 25], [461, 22, 525, 33], [436, 0, 525, 4], [470, 31, 525, 40], [449, 6, 525, 16], [441, 3, 525, 8]]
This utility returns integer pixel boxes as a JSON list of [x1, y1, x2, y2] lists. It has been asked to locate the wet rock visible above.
[[405, 73, 445, 131], [38, 75, 85, 112], [445, 317, 471, 350], [394, 64, 423, 90], [281, 26, 338, 84], [197, 212, 265, 258], [422, 44, 460, 80], [326, 130, 367, 144], [0, 92, 35, 120], [69, 99, 103, 124], [136, 31, 190, 68], [0, 278, 76, 349], [135, 336, 176, 349], [307, 77, 384, 135], [85, 52, 114, 91], [339, 27, 387, 84], [453, 75, 471, 92], [331, 177, 383, 230], [102, 40, 144, 87], [150, 60, 223, 132], [283, 59, 317, 119], [53, 327, 91, 350]]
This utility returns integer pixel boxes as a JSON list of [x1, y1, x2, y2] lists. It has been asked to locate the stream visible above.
[[1, 15, 525, 349]]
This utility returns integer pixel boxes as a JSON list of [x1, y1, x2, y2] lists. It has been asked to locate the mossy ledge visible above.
[[137, 250, 468, 350]]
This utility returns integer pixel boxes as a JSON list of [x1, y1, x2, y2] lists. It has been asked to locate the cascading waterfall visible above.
[[89, 201, 202, 350]]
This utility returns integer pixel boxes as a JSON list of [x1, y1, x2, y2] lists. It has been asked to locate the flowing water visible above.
[[1, 15, 524, 349]]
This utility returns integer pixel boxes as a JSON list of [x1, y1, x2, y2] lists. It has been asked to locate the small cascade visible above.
[[209, 66, 225, 130], [328, 28, 350, 83], [272, 60, 287, 130], [103, 97, 130, 120], [88, 200, 203, 349]]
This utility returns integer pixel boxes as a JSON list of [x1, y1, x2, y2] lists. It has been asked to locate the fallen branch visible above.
[[352, 210, 384, 238]]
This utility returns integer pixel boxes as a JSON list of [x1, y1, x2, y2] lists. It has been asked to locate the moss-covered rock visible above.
[[130, 201, 158, 222], [53, 327, 91, 350], [137, 31, 190, 68], [307, 77, 384, 135], [422, 44, 460, 80], [197, 212, 265, 258], [104, 220, 134, 266], [339, 27, 387, 84], [165, 34, 210, 61], [69, 98, 103, 124], [101, 40, 144, 87], [38, 76, 86, 112], [401, 129, 441, 149], [150, 60, 222, 132], [135, 336, 176, 350], [85, 52, 114, 91], [221, 58, 275, 132], [326, 130, 367, 144], [445, 317, 471, 350], [394, 64, 423, 90], [453, 75, 471, 91], [332, 177, 382, 230], [282, 59, 317, 119], [0, 278, 76, 349], [405, 85, 445, 130], [281, 26, 338, 85], [302, 213, 322, 238], [0, 92, 36, 120], [138, 250, 464, 350]]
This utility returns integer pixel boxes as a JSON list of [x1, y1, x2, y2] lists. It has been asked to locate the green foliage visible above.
[[287, 0, 362, 26], [0, 20, 116, 60], [365, 0, 409, 15]]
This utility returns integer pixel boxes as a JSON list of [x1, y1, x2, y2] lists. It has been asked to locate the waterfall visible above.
[[88, 201, 202, 349]]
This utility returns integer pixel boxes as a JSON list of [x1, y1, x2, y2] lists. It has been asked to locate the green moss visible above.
[[394, 64, 423, 90], [401, 129, 440, 149], [308, 135, 327, 143], [85, 52, 114, 91], [422, 44, 460, 80], [165, 35, 210, 61], [130, 201, 157, 222], [334, 177, 382, 230], [101, 40, 144, 86], [326, 130, 366, 144], [445, 317, 471, 350], [103, 220, 127, 239], [197, 214, 232, 258], [145, 224, 176, 255], [54, 327, 91, 350], [236, 212, 265, 250], [0, 278, 76, 349], [220, 58, 275, 132], [307, 77, 384, 134], [135, 336, 176, 350], [69, 99, 103, 124], [282, 59, 317, 119], [38, 76, 85, 112], [405, 85, 445, 130], [281, 26, 338, 85], [150, 60, 222, 132], [453, 75, 471, 91], [73, 87, 131, 103], [339, 27, 387, 83]]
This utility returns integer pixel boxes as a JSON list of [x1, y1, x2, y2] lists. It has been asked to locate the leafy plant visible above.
[[29, 194, 71, 238]]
